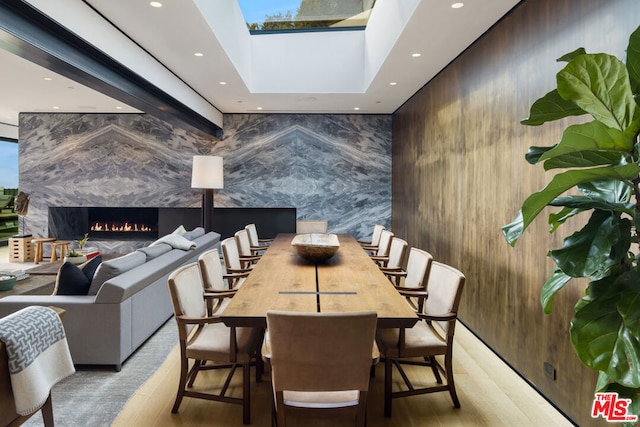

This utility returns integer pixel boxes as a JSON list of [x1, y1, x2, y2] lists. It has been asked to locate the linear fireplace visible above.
[[49, 207, 159, 241]]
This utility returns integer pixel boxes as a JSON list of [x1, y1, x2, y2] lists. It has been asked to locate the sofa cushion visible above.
[[182, 227, 205, 241], [88, 251, 146, 295], [149, 233, 196, 250], [136, 243, 172, 261]]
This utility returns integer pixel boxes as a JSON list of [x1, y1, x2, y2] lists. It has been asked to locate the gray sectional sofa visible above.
[[0, 228, 220, 370]]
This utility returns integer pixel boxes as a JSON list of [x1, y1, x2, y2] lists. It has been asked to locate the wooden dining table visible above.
[[220, 233, 418, 329]]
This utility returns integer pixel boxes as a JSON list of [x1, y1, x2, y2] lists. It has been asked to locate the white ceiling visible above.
[[0, 0, 520, 135]]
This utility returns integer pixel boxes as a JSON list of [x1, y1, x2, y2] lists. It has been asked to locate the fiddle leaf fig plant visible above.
[[502, 25, 640, 419]]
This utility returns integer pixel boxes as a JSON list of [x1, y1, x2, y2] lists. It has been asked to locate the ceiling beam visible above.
[[0, 0, 223, 139]]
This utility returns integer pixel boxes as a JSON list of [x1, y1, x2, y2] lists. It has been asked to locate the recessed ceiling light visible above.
[[116, 106, 123, 110], [412, 53, 421, 58], [44, 77, 53, 81], [451, 3, 464, 8], [389, 82, 397, 86], [257, 107, 263, 110], [219, 81, 227, 85], [52, 106, 60, 110], [353, 107, 360, 111], [150, 2, 162, 7], [194, 52, 204, 57]]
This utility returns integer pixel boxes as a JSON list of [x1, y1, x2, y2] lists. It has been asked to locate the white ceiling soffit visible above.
[[23, 0, 520, 118], [0, 47, 140, 129]]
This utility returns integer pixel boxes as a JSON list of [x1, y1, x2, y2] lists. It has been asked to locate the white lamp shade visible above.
[[191, 156, 224, 189]]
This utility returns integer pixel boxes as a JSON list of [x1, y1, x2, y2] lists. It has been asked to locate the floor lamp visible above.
[[191, 156, 224, 233]]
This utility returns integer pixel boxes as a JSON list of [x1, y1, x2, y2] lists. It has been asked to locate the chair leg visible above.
[[356, 391, 368, 427], [275, 392, 287, 427], [41, 393, 54, 427], [384, 356, 393, 417], [187, 360, 202, 387], [243, 362, 251, 425], [446, 353, 461, 408], [172, 356, 189, 413]]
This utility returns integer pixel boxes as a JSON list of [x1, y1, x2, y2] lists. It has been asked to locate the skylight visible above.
[[237, 0, 376, 34]]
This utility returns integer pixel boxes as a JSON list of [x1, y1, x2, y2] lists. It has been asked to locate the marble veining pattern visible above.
[[18, 113, 391, 252], [218, 114, 391, 238]]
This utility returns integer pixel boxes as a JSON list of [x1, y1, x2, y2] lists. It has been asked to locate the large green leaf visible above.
[[579, 179, 633, 201], [539, 121, 634, 163], [557, 47, 587, 63], [550, 196, 634, 214], [548, 206, 584, 233], [501, 163, 640, 246], [548, 178, 634, 231], [571, 273, 640, 388], [549, 211, 629, 279], [543, 150, 626, 170], [557, 54, 636, 131], [521, 89, 586, 126], [525, 146, 554, 165], [627, 26, 640, 96], [541, 268, 572, 314]]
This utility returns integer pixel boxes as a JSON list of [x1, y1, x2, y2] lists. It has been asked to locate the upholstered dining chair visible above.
[[198, 248, 247, 313], [376, 262, 466, 417], [245, 223, 273, 246], [167, 263, 262, 425], [381, 247, 433, 312], [296, 219, 328, 234], [359, 224, 385, 250], [221, 236, 256, 275], [371, 237, 408, 269], [266, 310, 378, 427], [367, 229, 394, 259], [235, 229, 264, 262]]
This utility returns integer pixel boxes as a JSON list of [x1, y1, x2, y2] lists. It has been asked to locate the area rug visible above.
[[21, 317, 178, 427]]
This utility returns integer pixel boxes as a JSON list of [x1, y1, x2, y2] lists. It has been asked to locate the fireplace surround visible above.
[[48, 207, 297, 242]]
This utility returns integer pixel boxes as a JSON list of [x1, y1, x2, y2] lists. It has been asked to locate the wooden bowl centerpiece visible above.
[[291, 233, 340, 262]]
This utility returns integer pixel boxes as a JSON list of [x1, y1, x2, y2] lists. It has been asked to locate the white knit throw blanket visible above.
[[0, 306, 75, 415]]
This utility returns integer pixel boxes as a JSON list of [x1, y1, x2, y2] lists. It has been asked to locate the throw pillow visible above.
[[172, 225, 186, 235], [88, 251, 146, 295], [53, 262, 91, 295], [149, 233, 196, 250], [79, 254, 103, 282], [136, 243, 172, 261]]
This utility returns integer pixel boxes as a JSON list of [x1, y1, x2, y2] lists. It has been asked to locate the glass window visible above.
[[0, 139, 18, 190], [238, 0, 376, 34]]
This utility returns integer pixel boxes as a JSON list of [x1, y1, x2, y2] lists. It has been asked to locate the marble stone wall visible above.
[[218, 114, 392, 238], [18, 112, 391, 252]]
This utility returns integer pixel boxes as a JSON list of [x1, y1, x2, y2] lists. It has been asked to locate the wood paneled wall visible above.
[[392, 0, 640, 425]]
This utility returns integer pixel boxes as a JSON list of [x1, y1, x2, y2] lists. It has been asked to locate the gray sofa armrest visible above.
[[0, 295, 97, 318]]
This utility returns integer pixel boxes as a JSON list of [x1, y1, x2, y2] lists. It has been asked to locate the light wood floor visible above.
[[113, 322, 574, 427]]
